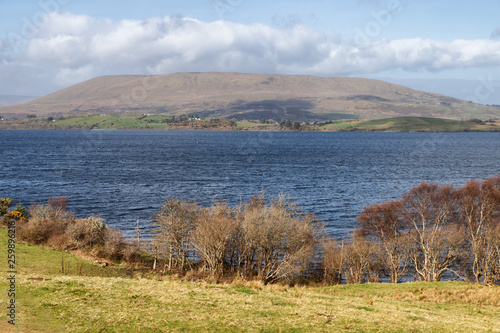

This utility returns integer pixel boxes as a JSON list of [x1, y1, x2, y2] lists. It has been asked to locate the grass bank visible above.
[[320, 117, 500, 132], [2, 228, 499, 332]]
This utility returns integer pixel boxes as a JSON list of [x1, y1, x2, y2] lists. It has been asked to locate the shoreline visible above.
[[1, 115, 499, 132]]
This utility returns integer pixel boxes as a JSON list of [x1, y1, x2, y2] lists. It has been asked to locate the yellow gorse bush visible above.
[[9, 211, 23, 219]]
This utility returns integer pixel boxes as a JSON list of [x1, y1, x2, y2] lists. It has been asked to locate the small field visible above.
[[46, 113, 171, 130], [1, 228, 500, 332]]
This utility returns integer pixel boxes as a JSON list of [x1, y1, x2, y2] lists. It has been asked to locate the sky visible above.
[[1, 0, 500, 104]]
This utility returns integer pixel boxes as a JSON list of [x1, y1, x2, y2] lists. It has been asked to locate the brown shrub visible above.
[[17, 200, 75, 245], [29, 200, 74, 222], [151, 193, 324, 284], [48, 233, 74, 250], [66, 215, 106, 249], [356, 200, 410, 283], [191, 201, 237, 275], [237, 194, 323, 284], [48, 196, 68, 211], [122, 244, 143, 263], [343, 235, 378, 284], [17, 213, 69, 245], [102, 228, 126, 261], [151, 198, 199, 270], [456, 177, 500, 284], [183, 269, 210, 282], [322, 239, 345, 285]]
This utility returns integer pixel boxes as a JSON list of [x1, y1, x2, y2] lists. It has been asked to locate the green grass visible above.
[[0, 229, 131, 278], [236, 121, 273, 128], [1, 228, 500, 332], [320, 117, 500, 132], [45, 113, 172, 130]]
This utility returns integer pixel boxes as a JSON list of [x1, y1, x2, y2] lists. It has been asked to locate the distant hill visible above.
[[1, 72, 499, 121]]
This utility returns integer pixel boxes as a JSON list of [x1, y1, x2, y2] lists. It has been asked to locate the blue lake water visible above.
[[1, 130, 499, 238]]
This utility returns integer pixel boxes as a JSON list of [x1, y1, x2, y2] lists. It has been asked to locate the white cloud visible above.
[[55, 65, 97, 86], [2, 12, 500, 95]]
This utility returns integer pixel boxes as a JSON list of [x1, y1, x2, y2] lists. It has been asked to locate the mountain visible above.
[[1, 72, 498, 121]]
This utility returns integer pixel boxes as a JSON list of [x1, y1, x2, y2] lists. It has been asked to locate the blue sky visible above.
[[1, 0, 500, 103]]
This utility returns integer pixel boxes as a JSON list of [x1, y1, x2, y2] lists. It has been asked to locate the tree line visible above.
[[150, 194, 323, 283], [326, 176, 500, 285], [150, 177, 500, 285], [1, 175, 499, 285]]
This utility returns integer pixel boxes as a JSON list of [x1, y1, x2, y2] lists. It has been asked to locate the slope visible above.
[[1, 72, 498, 121]]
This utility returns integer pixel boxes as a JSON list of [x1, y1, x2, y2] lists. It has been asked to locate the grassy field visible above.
[[2, 228, 500, 332], [47, 113, 170, 130], [320, 117, 500, 132]]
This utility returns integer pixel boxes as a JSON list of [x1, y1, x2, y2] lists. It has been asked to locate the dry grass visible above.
[[2, 224, 500, 332], [393, 284, 500, 306], [6, 274, 500, 332]]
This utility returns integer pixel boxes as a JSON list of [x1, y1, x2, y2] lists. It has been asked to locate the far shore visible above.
[[1, 114, 499, 132]]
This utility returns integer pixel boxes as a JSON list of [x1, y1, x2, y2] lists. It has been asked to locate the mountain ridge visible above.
[[1, 72, 498, 121]]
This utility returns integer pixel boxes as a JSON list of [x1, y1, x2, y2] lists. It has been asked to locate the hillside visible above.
[[1, 72, 499, 121]]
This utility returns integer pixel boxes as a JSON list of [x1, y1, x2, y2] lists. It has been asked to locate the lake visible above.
[[1, 130, 499, 238]]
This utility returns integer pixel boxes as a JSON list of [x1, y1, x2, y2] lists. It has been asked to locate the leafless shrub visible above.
[[272, 213, 322, 283], [102, 228, 126, 261], [67, 215, 106, 249], [48, 196, 68, 212], [343, 235, 378, 284], [48, 233, 74, 250], [356, 200, 410, 283], [17, 202, 73, 244], [191, 201, 238, 275], [237, 194, 323, 283], [122, 244, 143, 264], [151, 198, 199, 270], [322, 239, 346, 285], [151, 193, 324, 283], [484, 223, 500, 284], [379, 234, 411, 282], [234, 194, 266, 279], [30, 197, 73, 221]]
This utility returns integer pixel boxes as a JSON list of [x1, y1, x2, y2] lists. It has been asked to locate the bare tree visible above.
[[402, 183, 463, 281], [356, 200, 410, 283], [457, 177, 500, 284], [272, 213, 323, 283], [237, 194, 323, 283], [191, 201, 238, 275], [343, 235, 378, 284], [151, 198, 199, 271], [322, 239, 346, 285], [235, 194, 266, 278], [484, 223, 500, 284]]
